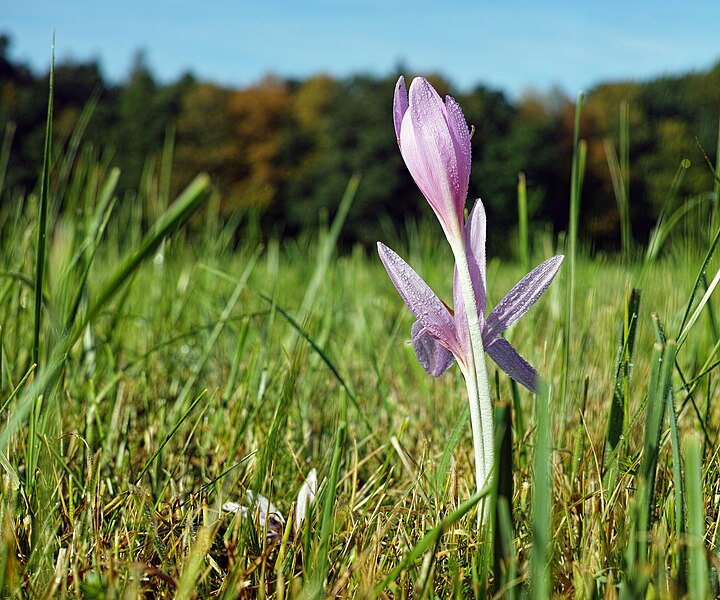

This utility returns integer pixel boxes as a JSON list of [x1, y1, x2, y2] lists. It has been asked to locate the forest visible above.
[[2, 34, 720, 254]]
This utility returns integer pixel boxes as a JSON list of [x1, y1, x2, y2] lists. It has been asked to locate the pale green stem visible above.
[[451, 238, 494, 508], [458, 362, 488, 516]]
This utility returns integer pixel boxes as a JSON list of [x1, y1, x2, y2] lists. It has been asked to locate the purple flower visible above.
[[383, 75, 564, 507], [378, 200, 563, 393], [393, 76, 471, 246]]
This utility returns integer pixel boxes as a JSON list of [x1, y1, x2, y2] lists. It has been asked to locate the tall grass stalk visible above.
[[686, 435, 709, 598], [602, 287, 641, 492], [493, 399, 515, 596], [645, 159, 692, 262], [676, 219, 720, 339], [292, 174, 359, 337], [712, 117, 720, 234], [517, 172, 530, 272], [638, 339, 676, 559], [176, 526, 214, 599], [27, 43, 54, 501], [530, 380, 552, 600], [666, 382, 686, 590], [0, 122, 15, 197], [561, 92, 586, 409], [172, 248, 261, 419], [677, 257, 720, 349], [311, 411, 346, 595], [604, 99, 632, 259]]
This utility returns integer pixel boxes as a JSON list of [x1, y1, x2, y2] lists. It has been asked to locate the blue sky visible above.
[[4, 0, 720, 99]]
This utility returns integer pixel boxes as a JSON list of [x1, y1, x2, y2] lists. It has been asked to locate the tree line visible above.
[[1, 34, 719, 253]]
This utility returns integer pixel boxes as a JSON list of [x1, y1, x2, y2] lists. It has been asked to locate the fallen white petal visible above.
[[295, 468, 318, 533]]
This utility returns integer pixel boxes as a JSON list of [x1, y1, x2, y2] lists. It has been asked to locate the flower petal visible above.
[[485, 255, 564, 339], [445, 94, 472, 197], [452, 265, 471, 356], [411, 320, 455, 376], [399, 78, 466, 241], [246, 490, 285, 528], [222, 501, 244, 515], [295, 468, 317, 533], [393, 76, 408, 141], [465, 199, 487, 318], [486, 337, 538, 393], [378, 242, 464, 360]]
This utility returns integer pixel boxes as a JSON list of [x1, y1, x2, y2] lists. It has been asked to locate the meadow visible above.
[[2, 75, 720, 599]]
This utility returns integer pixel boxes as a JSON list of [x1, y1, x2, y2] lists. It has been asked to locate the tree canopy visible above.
[[1, 35, 719, 253]]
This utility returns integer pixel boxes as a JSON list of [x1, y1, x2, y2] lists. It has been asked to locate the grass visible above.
[[2, 85, 720, 598]]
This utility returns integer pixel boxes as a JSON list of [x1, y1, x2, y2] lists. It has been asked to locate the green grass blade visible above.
[[623, 336, 675, 596], [685, 434, 708, 599], [570, 378, 588, 483], [495, 496, 518, 600], [678, 261, 720, 348], [134, 390, 206, 485], [159, 125, 175, 207], [293, 174, 359, 337], [675, 218, 720, 334], [561, 92, 586, 409], [644, 159, 692, 262], [640, 341, 676, 543], [0, 122, 15, 198], [373, 483, 490, 597], [695, 130, 720, 189], [78, 173, 210, 336], [63, 168, 120, 333], [0, 363, 35, 415], [713, 118, 720, 233], [603, 100, 632, 259], [510, 379, 526, 467], [55, 89, 100, 202], [221, 317, 250, 406], [435, 404, 469, 496], [603, 287, 641, 488], [26, 40, 54, 499], [313, 415, 346, 593], [645, 192, 704, 263], [172, 246, 261, 418], [666, 385, 686, 592], [176, 526, 213, 600], [530, 379, 552, 600], [32, 40, 54, 368], [699, 272, 720, 342], [251, 324, 307, 504], [494, 399, 514, 595], [620, 100, 631, 257], [517, 172, 530, 272], [248, 288, 380, 443]]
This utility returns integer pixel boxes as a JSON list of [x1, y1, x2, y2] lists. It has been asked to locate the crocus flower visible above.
[[378, 200, 563, 393], [380, 75, 564, 513], [393, 76, 470, 247]]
